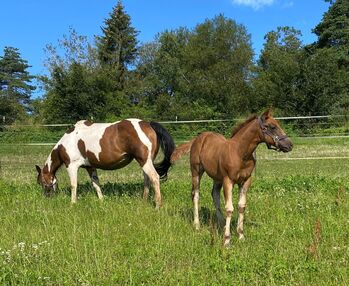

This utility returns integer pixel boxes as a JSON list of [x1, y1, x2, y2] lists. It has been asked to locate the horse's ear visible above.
[[261, 109, 272, 122], [35, 165, 41, 174]]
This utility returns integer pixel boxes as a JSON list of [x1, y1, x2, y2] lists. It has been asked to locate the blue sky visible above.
[[1, 0, 330, 78]]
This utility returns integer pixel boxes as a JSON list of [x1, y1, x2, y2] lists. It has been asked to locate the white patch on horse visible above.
[[45, 142, 60, 172], [129, 119, 152, 158], [45, 155, 53, 172], [75, 120, 87, 126], [76, 123, 113, 161]]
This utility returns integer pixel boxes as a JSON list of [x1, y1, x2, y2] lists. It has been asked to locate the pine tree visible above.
[[313, 0, 349, 49], [96, 0, 138, 88], [0, 46, 35, 123]]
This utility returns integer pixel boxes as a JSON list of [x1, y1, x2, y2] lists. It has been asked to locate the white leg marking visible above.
[[237, 178, 251, 240], [92, 181, 103, 200], [89, 169, 103, 200], [143, 171, 150, 200], [193, 189, 200, 229], [67, 165, 79, 204], [142, 159, 161, 208], [192, 175, 201, 230], [223, 178, 234, 246]]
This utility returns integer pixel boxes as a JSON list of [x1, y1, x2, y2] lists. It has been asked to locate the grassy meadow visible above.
[[0, 136, 348, 285]]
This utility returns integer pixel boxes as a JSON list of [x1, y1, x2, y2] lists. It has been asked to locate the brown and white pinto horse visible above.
[[36, 119, 175, 208], [171, 110, 293, 246]]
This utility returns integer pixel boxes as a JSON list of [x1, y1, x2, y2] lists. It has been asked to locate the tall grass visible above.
[[0, 139, 348, 285]]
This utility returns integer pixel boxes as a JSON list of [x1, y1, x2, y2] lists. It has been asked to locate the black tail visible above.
[[150, 121, 175, 179]]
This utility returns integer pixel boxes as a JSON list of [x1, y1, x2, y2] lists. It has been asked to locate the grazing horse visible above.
[[35, 119, 175, 208], [171, 110, 293, 246]]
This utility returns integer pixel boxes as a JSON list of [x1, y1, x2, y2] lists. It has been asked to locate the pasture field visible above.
[[0, 137, 348, 285]]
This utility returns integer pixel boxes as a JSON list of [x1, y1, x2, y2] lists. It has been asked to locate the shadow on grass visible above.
[[178, 205, 261, 237], [177, 206, 226, 233], [59, 181, 144, 199]]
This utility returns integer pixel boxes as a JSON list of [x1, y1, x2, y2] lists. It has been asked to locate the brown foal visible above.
[[171, 110, 293, 246]]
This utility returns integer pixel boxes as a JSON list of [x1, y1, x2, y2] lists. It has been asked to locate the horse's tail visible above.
[[170, 138, 196, 163], [150, 121, 175, 179]]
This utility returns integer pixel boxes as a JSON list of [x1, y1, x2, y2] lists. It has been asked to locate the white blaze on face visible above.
[[129, 119, 152, 158]]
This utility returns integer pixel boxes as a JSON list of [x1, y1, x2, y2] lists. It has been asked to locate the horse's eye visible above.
[[270, 125, 276, 130]]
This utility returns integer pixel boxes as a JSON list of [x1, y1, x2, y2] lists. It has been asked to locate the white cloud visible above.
[[232, 0, 275, 10]]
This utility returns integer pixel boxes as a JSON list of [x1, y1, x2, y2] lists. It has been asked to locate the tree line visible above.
[[0, 0, 348, 124]]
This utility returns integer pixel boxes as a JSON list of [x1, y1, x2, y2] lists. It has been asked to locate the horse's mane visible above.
[[230, 115, 257, 138]]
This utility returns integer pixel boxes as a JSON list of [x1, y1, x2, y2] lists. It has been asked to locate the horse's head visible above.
[[258, 109, 293, 152], [35, 165, 58, 196]]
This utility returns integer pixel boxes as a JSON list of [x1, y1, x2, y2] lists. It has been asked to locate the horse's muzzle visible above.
[[278, 138, 293, 152], [43, 183, 58, 197]]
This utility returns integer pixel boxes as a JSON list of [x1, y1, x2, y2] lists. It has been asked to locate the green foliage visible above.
[[300, 47, 349, 114], [43, 64, 94, 123], [253, 0, 349, 116], [313, 0, 349, 51], [253, 27, 304, 115], [298, 0, 349, 115], [135, 14, 254, 119], [0, 47, 35, 123]]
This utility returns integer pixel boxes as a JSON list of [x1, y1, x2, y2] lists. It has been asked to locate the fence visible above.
[[0, 114, 349, 144], [0, 116, 349, 180]]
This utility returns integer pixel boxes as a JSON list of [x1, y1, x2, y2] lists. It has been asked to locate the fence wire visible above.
[[1, 115, 348, 171]]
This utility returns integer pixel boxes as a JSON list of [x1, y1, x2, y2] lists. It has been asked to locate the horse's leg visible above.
[[237, 177, 252, 240], [67, 165, 78, 204], [211, 181, 224, 228], [191, 164, 204, 230], [86, 167, 103, 200], [143, 171, 151, 200], [142, 159, 161, 209], [223, 176, 234, 246]]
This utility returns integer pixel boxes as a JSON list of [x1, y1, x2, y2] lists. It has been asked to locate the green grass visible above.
[[0, 138, 348, 285]]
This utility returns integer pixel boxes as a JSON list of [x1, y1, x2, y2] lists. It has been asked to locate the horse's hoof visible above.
[[223, 240, 231, 248], [223, 234, 231, 247], [193, 223, 200, 230], [238, 234, 245, 241]]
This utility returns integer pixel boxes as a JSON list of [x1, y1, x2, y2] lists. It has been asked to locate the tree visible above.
[[44, 27, 98, 73], [40, 3, 139, 123], [253, 27, 304, 115], [313, 0, 349, 51], [183, 15, 254, 115], [300, 48, 348, 115], [134, 15, 254, 119], [300, 0, 349, 114], [312, 0, 349, 68], [96, 0, 138, 88], [0, 46, 35, 123]]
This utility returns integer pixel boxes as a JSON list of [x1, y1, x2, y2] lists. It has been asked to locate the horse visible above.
[[35, 119, 175, 208], [171, 110, 293, 246]]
